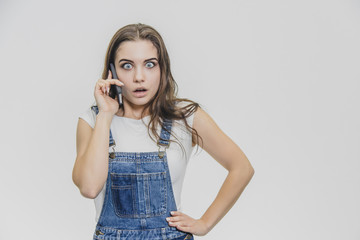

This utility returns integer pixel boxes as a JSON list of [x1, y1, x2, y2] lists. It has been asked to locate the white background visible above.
[[0, 0, 359, 239]]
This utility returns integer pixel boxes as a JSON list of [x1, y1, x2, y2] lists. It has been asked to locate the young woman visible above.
[[73, 23, 254, 240]]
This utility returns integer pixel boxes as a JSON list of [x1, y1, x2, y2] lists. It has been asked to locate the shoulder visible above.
[[174, 99, 200, 127], [174, 100, 213, 129], [175, 99, 197, 111], [191, 106, 225, 148], [192, 106, 212, 127], [191, 106, 253, 172]]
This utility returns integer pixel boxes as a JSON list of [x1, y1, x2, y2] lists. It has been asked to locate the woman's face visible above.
[[114, 39, 161, 110]]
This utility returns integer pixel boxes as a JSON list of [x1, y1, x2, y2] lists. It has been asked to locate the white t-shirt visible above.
[[78, 103, 195, 222]]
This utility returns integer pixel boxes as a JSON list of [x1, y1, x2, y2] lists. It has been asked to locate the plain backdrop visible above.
[[0, 0, 359, 239]]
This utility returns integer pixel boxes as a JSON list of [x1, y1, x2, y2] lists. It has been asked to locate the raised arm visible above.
[[166, 107, 255, 235], [72, 70, 124, 199], [72, 113, 113, 199]]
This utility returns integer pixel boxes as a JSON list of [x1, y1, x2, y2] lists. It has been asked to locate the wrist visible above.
[[199, 217, 212, 234], [96, 111, 114, 126]]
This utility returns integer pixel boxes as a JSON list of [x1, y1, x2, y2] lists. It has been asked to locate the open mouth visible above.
[[134, 88, 147, 92], [133, 87, 148, 98]]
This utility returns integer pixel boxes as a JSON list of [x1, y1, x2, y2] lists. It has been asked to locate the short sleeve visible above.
[[176, 100, 196, 129], [186, 109, 195, 129], [78, 105, 96, 128]]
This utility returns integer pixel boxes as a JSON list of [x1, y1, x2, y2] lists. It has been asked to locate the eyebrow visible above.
[[118, 58, 158, 63]]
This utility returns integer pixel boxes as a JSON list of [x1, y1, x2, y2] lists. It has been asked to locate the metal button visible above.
[[184, 234, 192, 239], [96, 230, 104, 235], [158, 151, 165, 159], [109, 152, 115, 159]]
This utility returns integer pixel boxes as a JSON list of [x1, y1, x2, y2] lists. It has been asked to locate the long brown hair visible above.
[[96, 23, 203, 152]]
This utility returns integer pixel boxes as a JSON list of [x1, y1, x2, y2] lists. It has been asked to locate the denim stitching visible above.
[[110, 172, 167, 218], [92, 109, 182, 238]]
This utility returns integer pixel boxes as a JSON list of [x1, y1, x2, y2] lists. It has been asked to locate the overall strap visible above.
[[91, 106, 115, 147], [158, 119, 173, 147], [91, 105, 173, 155], [157, 119, 173, 159]]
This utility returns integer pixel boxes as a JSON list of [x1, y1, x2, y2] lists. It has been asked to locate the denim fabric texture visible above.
[[91, 106, 193, 240]]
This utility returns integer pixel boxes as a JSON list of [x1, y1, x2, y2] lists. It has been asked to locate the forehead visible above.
[[115, 40, 158, 61]]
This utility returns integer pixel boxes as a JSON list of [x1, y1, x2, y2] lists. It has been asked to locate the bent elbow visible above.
[[246, 163, 255, 177], [73, 176, 101, 199], [248, 164, 255, 173], [249, 167, 255, 178], [79, 186, 100, 199], [237, 164, 255, 180]]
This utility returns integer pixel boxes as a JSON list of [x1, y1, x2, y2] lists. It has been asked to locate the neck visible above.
[[116, 101, 149, 120]]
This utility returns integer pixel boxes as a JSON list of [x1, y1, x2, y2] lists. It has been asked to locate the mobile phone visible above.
[[109, 63, 123, 106]]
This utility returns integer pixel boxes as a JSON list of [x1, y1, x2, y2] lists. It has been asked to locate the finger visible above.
[[116, 80, 125, 86], [168, 221, 185, 228], [170, 211, 182, 216], [102, 82, 110, 95], [97, 82, 106, 94], [168, 218, 192, 227], [107, 70, 112, 80], [166, 216, 181, 222], [96, 82, 103, 91], [99, 81, 111, 95], [176, 225, 191, 233], [103, 79, 125, 87], [95, 80, 102, 90]]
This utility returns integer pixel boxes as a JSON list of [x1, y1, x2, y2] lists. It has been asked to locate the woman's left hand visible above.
[[166, 211, 209, 236]]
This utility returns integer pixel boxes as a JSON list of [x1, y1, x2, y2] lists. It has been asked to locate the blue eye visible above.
[[146, 62, 155, 68], [122, 63, 132, 69]]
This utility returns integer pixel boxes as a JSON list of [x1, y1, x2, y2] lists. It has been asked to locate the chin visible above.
[[128, 97, 151, 106]]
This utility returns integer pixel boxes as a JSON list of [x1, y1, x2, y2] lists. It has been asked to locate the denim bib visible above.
[[91, 106, 193, 240]]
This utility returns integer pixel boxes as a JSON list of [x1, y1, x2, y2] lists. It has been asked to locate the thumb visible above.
[[107, 70, 112, 79]]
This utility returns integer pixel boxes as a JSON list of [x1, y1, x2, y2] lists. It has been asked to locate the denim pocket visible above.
[[110, 174, 135, 217], [111, 172, 167, 218]]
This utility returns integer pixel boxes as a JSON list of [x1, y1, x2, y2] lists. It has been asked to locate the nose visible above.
[[133, 66, 145, 83]]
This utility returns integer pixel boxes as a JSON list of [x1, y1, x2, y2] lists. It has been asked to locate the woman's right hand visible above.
[[94, 70, 125, 115]]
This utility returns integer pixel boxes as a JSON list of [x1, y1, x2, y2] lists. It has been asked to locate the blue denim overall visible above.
[[91, 106, 194, 240]]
